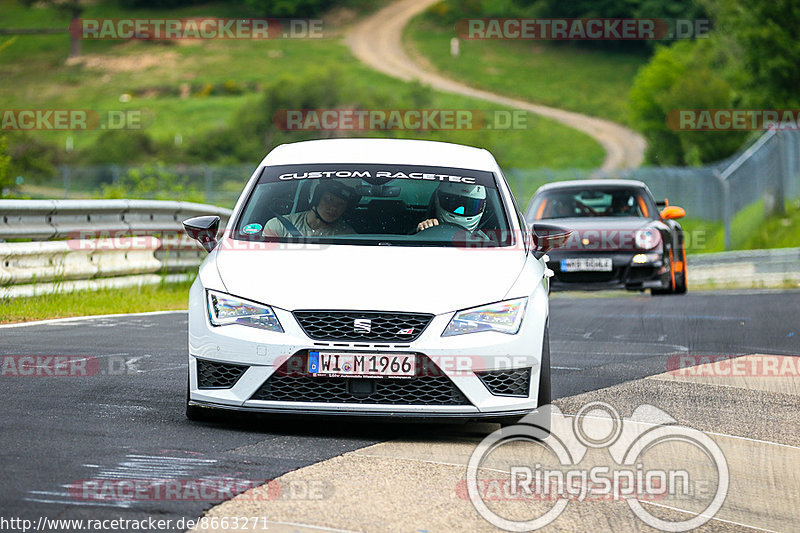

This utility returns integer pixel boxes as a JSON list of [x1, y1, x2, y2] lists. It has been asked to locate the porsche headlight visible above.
[[635, 229, 660, 250], [206, 290, 283, 332], [442, 298, 527, 337]]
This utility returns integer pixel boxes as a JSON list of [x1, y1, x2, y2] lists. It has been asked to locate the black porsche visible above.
[[527, 180, 687, 295]]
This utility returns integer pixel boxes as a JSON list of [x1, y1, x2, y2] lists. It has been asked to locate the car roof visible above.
[[536, 179, 649, 192], [259, 138, 498, 172]]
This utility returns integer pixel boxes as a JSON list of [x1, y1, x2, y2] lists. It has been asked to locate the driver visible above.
[[610, 194, 635, 216], [263, 180, 359, 237], [416, 182, 488, 237]]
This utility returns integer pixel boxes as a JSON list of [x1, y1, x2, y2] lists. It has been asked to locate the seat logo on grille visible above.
[[353, 319, 372, 333]]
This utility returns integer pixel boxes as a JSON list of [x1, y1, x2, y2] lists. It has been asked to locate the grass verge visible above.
[[405, 14, 648, 124], [1, 0, 604, 173], [0, 279, 191, 324]]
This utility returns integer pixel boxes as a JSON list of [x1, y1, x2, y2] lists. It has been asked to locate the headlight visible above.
[[442, 298, 527, 337], [635, 229, 660, 250], [632, 252, 661, 264], [206, 290, 283, 332]]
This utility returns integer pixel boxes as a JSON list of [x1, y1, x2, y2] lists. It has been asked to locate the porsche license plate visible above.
[[560, 258, 613, 272], [308, 351, 415, 378]]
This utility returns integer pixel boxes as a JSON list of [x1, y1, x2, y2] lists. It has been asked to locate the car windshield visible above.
[[233, 164, 514, 247], [529, 187, 651, 220]]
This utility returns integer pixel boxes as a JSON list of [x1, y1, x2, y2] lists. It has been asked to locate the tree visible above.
[[704, 0, 800, 107], [630, 39, 745, 165]]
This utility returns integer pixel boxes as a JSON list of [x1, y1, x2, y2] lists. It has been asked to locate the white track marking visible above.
[[637, 500, 781, 533], [0, 310, 186, 328]]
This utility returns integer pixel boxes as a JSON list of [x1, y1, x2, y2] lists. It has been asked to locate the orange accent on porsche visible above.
[[637, 195, 649, 217], [669, 248, 676, 289], [535, 199, 548, 220]]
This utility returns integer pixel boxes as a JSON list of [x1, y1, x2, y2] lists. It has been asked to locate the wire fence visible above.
[[11, 130, 800, 249], [512, 129, 800, 249]]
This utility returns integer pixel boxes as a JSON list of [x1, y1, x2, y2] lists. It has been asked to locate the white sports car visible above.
[[183, 138, 569, 426]]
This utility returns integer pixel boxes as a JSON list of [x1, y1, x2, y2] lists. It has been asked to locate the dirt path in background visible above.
[[346, 0, 647, 171]]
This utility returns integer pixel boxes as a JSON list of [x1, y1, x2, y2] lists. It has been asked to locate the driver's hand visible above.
[[416, 218, 439, 232]]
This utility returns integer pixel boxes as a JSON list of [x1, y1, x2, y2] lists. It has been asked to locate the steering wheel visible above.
[[575, 200, 598, 216], [416, 222, 490, 246], [415, 221, 462, 238]]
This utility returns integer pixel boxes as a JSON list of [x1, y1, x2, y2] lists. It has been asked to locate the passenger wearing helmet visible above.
[[416, 182, 489, 238], [263, 180, 359, 237], [609, 194, 635, 216]]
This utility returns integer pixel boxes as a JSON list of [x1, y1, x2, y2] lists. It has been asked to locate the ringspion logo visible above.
[[466, 402, 728, 531]]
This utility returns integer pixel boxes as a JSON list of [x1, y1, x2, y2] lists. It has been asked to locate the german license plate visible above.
[[308, 351, 415, 378], [560, 257, 613, 272]]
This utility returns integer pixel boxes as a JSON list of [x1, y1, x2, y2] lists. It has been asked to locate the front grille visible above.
[[196, 359, 249, 389], [476, 367, 531, 397], [627, 266, 658, 281], [250, 354, 469, 405], [293, 310, 433, 342]]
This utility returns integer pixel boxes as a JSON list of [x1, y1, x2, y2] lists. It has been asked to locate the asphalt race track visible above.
[[1, 290, 798, 532]]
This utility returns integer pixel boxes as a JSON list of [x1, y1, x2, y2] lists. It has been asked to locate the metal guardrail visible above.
[[0, 200, 232, 298], [1, 200, 796, 297], [687, 247, 800, 288], [0, 199, 232, 241]]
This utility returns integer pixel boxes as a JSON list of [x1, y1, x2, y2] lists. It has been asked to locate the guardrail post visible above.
[[715, 169, 731, 250], [60, 165, 70, 198], [204, 166, 213, 204], [776, 130, 790, 212]]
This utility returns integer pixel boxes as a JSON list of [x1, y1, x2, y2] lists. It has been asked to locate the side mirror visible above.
[[531, 223, 572, 258], [183, 216, 220, 253], [660, 206, 685, 220]]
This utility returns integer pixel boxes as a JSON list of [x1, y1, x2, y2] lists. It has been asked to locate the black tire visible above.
[[652, 246, 676, 296], [185, 373, 213, 421], [498, 323, 552, 439], [674, 272, 687, 294], [674, 245, 688, 294]]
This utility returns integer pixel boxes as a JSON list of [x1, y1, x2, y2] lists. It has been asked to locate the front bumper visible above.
[[187, 279, 548, 418], [186, 399, 537, 422], [546, 251, 670, 291]]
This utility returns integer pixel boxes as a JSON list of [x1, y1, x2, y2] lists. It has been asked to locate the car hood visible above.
[[215, 243, 527, 315], [539, 217, 663, 252], [540, 217, 654, 231]]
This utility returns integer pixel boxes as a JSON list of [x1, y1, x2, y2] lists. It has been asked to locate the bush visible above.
[[102, 162, 204, 202], [81, 129, 156, 165], [185, 69, 435, 164], [0, 135, 12, 197], [6, 132, 64, 182], [629, 39, 746, 165]]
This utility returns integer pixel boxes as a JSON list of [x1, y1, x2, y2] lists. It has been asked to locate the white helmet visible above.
[[435, 182, 487, 232]]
